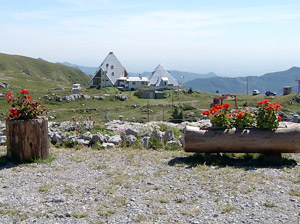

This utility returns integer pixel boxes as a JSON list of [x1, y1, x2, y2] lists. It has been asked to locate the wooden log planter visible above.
[[6, 117, 49, 162], [184, 123, 300, 155]]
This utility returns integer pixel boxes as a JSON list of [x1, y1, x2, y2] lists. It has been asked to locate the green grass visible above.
[[32, 154, 56, 164], [72, 211, 89, 218], [289, 189, 300, 197], [0, 52, 90, 90], [38, 184, 52, 193]]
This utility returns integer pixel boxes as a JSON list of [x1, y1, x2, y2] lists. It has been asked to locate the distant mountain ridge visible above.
[[184, 67, 300, 94], [58, 62, 98, 75]]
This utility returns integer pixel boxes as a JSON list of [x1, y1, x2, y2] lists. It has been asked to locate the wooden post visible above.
[[6, 117, 49, 162]]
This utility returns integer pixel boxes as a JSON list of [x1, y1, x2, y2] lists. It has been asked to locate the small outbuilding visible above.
[[283, 86, 292, 95], [135, 88, 166, 99]]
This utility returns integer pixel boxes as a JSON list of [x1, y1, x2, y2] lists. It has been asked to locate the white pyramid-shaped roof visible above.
[[149, 64, 178, 86], [95, 52, 127, 85]]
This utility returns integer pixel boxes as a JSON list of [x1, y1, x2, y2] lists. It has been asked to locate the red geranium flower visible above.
[[203, 110, 210, 116], [5, 89, 47, 120], [275, 104, 281, 110], [5, 92, 13, 98], [20, 89, 30, 94], [278, 115, 282, 121], [236, 111, 244, 118], [257, 100, 264, 106], [223, 103, 231, 109]]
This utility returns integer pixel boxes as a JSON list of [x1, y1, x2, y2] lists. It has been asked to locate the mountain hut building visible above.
[[89, 52, 128, 88], [148, 64, 179, 90]]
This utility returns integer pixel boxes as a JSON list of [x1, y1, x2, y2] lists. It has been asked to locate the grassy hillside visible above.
[[2, 84, 300, 123], [0, 53, 91, 90], [1, 53, 300, 123], [184, 67, 300, 95]]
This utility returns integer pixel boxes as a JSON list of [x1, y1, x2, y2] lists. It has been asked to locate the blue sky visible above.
[[1, 0, 300, 76]]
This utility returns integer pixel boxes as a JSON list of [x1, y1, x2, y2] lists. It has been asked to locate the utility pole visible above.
[[296, 78, 300, 94], [247, 77, 249, 95]]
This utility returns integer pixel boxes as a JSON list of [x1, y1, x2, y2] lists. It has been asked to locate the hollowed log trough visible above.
[[184, 123, 300, 164]]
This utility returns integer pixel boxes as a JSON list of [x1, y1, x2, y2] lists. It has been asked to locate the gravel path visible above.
[[0, 146, 299, 224]]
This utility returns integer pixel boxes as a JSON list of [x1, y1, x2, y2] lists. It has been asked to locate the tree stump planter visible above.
[[6, 117, 49, 162], [183, 123, 300, 164]]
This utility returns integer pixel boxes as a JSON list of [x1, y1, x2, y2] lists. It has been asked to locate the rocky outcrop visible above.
[[0, 119, 201, 149], [0, 82, 10, 88]]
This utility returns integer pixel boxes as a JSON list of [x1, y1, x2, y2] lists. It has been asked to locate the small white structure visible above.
[[149, 64, 178, 90], [117, 75, 149, 91], [72, 84, 81, 94]]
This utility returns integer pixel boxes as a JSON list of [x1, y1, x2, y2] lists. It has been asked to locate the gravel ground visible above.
[[0, 146, 299, 224]]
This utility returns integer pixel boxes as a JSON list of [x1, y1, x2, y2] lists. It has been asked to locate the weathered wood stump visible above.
[[6, 117, 49, 162], [184, 123, 300, 153]]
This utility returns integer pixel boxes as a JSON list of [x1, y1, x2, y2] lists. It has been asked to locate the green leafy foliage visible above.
[[231, 109, 255, 128], [170, 107, 183, 123], [256, 99, 282, 130]]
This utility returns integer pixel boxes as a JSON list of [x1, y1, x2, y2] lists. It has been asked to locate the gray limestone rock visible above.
[[163, 129, 174, 142], [0, 136, 6, 144], [141, 136, 150, 148], [102, 142, 115, 148], [94, 96, 105, 100], [151, 130, 163, 142], [56, 96, 62, 102], [108, 135, 122, 145], [91, 133, 106, 144], [80, 131, 93, 141], [77, 139, 90, 145], [125, 128, 138, 136], [125, 135, 137, 146]]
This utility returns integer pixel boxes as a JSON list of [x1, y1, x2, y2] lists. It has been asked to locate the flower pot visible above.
[[6, 117, 49, 162], [184, 123, 300, 153]]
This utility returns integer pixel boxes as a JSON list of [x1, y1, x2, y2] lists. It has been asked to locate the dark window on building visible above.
[[132, 82, 136, 85], [111, 65, 114, 69], [112, 72, 114, 76]]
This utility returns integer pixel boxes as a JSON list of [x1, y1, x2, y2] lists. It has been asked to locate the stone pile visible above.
[[0, 119, 212, 147], [48, 120, 183, 149], [0, 121, 6, 144], [43, 93, 128, 102]]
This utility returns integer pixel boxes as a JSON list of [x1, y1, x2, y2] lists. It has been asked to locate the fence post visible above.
[[105, 109, 108, 123], [147, 101, 150, 122], [172, 91, 174, 113]]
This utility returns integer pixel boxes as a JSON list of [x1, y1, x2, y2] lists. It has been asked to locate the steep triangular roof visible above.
[[94, 52, 127, 85], [149, 64, 178, 86]]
